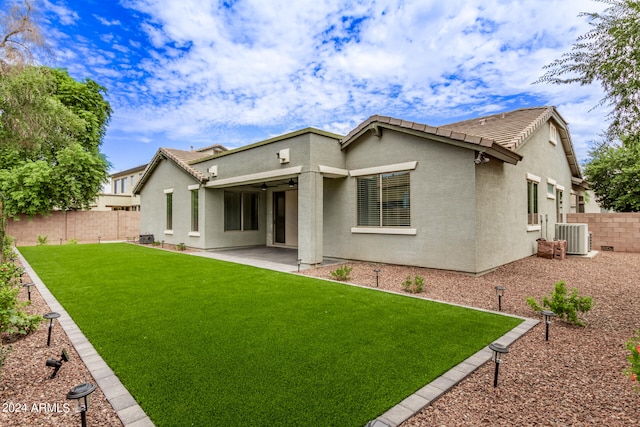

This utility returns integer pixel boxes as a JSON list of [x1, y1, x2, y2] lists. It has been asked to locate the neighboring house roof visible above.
[[110, 163, 148, 178]]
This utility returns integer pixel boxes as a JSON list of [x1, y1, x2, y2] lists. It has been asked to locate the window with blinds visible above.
[[357, 172, 410, 227]]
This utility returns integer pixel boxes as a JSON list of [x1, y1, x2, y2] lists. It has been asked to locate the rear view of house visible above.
[[134, 106, 587, 274]]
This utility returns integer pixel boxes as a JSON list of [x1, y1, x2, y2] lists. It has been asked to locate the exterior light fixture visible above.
[[541, 310, 556, 341], [374, 269, 381, 287], [495, 286, 505, 311], [23, 282, 34, 301], [288, 178, 295, 187], [261, 182, 267, 191], [98, 236, 101, 244], [43, 312, 61, 346], [161, 240, 164, 248], [489, 342, 509, 387], [46, 349, 69, 379], [66, 383, 96, 427], [297, 258, 302, 272], [59, 238, 63, 245]]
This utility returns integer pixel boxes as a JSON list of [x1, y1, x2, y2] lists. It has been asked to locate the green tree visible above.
[[583, 137, 640, 212], [536, 0, 640, 139], [0, 67, 112, 217]]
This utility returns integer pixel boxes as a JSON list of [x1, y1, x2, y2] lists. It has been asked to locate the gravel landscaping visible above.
[[1, 250, 638, 426], [302, 251, 640, 426]]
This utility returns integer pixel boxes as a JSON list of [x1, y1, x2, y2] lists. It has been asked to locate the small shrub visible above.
[[36, 235, 48, 246], [65, 239, 78, 245], [152, 241, 161, 246], [526, 280, 593, 326], [401, 275, 425, 293], [330, 265, 352, 281], [624, 330, 640, 390], [0, 344, 11, 378], [176, 243, 186, 251]]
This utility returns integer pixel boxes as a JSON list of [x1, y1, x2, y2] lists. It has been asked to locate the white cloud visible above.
[[58, 0, 615, 164], [43, 0, 79, 25]]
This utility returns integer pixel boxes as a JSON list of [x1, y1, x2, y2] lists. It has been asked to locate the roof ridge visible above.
[[505, 106, 555, 149]]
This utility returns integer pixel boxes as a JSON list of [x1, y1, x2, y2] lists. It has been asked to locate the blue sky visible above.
[[31, 0, 608, 173]]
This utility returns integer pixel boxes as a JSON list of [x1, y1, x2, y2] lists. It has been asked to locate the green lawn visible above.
[[20, 244, 522, 426]]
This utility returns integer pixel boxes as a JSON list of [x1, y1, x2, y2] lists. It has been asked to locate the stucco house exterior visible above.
[[133, 106, 587, 274]]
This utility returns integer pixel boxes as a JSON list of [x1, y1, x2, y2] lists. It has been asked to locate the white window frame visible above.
[[527, 174, 541, 231], [164, 188, 173, 234], [549, 122, 559, 146], [352, 167, 416, 235], [547, 178, 556, 200]]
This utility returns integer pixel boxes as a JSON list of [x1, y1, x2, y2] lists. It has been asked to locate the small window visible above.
[[113, 179, 119, 194], [166, 192, 173, 230], [556, 189, 564, 223], [357, 172, 410, 227], [549, 122, 559, 145], [121, 179, 127, 193], [527, 180, 539, 225], [190, 190, 199, 232]]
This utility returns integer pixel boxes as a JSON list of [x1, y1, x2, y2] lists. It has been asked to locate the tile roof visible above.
[[439, 107, 555, 150], [341, 115, 495, 148]]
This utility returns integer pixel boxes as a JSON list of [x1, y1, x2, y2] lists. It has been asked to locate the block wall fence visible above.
[[567, 213, 640, 253], [7, 211, 140, 246]]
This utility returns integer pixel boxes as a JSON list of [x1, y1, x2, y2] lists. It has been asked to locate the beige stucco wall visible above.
[[474, 121, 576, 273], [322, 130, 478, 272]]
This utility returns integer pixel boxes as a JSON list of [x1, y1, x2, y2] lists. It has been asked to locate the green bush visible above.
[[36, 234, 48, 246], [176, 243, 186, 251], [624, 330, 640, 390], [526, 280, 593, 326], [401, 275, 425, 293], [330, 265, 352, 281], [66, 239, 78, 245]]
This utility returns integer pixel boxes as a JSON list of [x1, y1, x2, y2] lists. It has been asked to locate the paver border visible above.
[[18, 251, 155, 427]]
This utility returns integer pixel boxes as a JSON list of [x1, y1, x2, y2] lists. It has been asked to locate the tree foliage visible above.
[[536, 0, 640, 138], [583, 136, 640, 212], [0, 67, 112, 216]]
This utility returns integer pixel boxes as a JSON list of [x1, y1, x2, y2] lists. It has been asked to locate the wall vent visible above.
[[555, 224, 589, 255]]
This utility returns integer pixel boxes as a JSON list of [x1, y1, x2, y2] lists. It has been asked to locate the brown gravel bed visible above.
[[2, 252, 638, 426], [0, 269, 122, 427], [301, 252, 640, 426]]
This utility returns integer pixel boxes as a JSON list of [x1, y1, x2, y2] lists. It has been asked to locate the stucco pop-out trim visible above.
[[349, 161, 418, 177], [205, 166, 303, 188], [351, 227, 417, 235], [318, 165, 348, 178]]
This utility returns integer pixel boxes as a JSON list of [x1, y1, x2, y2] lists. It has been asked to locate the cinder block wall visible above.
[[567, 213, 640, 253], [7, 211, 140, 246]]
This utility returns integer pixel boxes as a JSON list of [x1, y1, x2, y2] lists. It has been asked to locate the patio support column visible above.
[[297, 171, 323, 266]]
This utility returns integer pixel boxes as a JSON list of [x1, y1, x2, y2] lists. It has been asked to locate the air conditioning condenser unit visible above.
[[555, 224, 589, 255]]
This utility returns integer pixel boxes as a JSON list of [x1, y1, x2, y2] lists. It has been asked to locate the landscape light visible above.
[[23, 282, 34, 301], [489, 342, 509, 387], [374, 269, 381, 287], [43, 312, 61, 347], [495, 286, 505, 311], [66, 383, 96, 427], [46, 349, 69, 379], [541, 310, 556, 341], [297, 258, 302, 273]]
